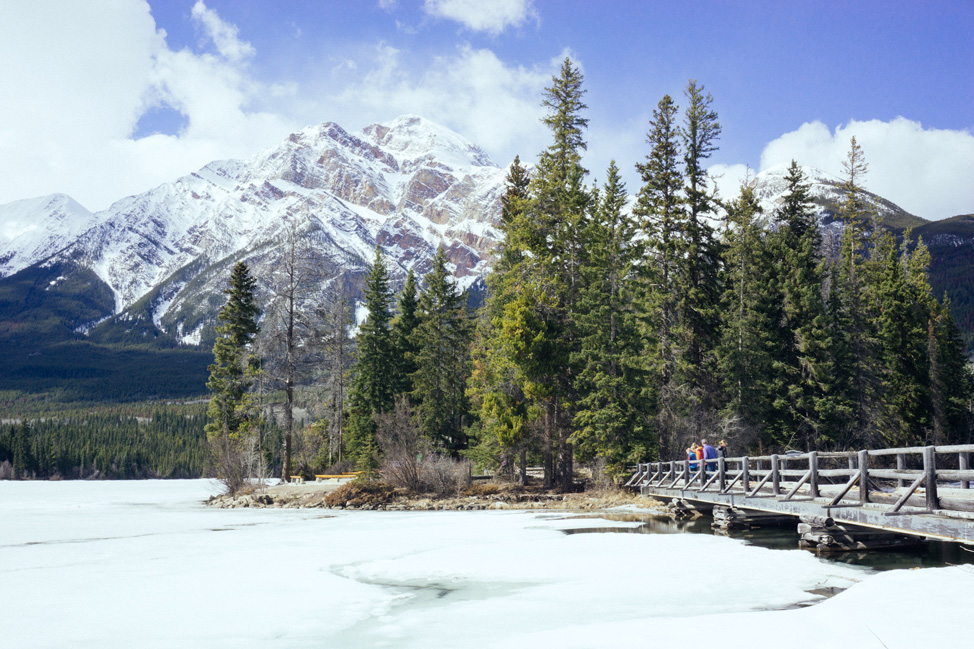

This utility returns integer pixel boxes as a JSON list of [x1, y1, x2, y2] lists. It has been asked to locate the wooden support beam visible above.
[[809, 451, 819, 499], [858, 450, 869, 505], [888, 473, 926, 514], [828, 473, 860, 506], [783, 470, 811, 501], [771, 454, 780, 496], [924, 445, 940, 511]]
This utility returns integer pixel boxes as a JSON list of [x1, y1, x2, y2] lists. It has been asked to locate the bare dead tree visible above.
[[317, 280, 354, 464], [261, 215, 325, 482]]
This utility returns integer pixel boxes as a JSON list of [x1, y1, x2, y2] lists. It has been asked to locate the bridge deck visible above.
[[627, 445, 974, 544]]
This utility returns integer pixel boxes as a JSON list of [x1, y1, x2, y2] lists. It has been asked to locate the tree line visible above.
[[201, 58, 974, 491], [0, 405, 210, 479]]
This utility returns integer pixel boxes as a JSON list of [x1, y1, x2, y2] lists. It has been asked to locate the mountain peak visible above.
[[360, 115, 495, 168]]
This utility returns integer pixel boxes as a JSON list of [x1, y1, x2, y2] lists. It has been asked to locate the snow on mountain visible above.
[[0, 193, 97, 277], [0, 119, 931, 348], [30, 115, 507, 341], [750, 163, 922, 230]]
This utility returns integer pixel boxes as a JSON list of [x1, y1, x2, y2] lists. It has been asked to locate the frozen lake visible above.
[[1, 480, 970, 648]]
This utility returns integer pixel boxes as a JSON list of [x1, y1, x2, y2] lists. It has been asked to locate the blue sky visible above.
[[1, 1, 972, 218]]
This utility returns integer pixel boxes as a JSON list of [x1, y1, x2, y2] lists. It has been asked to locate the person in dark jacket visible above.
[[717, 440, 728, 458]]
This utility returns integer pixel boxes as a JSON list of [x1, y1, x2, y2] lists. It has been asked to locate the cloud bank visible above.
[[423, 0, 538, 35], [757, 119, 974, 220], [0, 2, 968, 222]]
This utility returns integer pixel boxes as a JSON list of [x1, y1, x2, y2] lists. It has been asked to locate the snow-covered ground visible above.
[[1, 480, 970, 648]]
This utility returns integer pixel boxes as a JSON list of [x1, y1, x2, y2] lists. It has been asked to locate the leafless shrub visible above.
[[0, 460, 13, 480], [418, 454, 472, 497], [375, 397, 423, 492]]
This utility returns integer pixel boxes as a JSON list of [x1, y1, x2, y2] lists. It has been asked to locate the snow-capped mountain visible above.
[[749, 163, 924, 230], [0, 119, 946, 351], [0, 193, 98, 277], [1, 115, 508, 344]]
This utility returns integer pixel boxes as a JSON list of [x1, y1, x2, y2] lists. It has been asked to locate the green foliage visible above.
[[346, 247, 396, 465], [765, 162, 831, 449], [715, 179, 776, 447], [205, 262, 262, 493], [0, 403, 209, 479], [409, 248, 472, 452], [392, 269, 421, 398], [572, 162, 652, 475]]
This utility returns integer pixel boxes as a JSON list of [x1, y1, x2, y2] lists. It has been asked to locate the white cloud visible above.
[[424, 0, 537, 35], [328, 44, 556, 167], [758, 118, 974, 220], [707, 163, 753, 205], [0, 1, 295, 211], [190, 0, 255, 63]]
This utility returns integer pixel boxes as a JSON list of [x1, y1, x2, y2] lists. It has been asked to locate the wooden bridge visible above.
[[626, 444, 974, 550]]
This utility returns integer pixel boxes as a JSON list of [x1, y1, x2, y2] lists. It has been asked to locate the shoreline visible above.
[[206, 480, 665, 512]]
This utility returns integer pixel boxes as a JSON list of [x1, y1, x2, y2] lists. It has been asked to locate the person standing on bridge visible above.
[[702, 439, 717, 472], [717, 440, 728, 458], [688, 445, 699, 471]]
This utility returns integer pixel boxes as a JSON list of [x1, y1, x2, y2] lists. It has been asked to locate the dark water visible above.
[[560, 512, 974, 572]]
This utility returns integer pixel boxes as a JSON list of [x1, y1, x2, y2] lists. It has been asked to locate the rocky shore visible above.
[[206, 480, 663, 513]]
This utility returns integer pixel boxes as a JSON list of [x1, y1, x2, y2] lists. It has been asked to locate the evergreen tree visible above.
[[766, 161, 831, 449], [834, 137, 882, 446], [715, 179, 775, 448], [634, 93, 683, 459], [678, 79, 723, 401], [527, 57, 591, 490], [205, 261, 261, 494], [871, 232, 932, 445], [346, 247, 396, 468], [930, 295, 973, 444], [572, 162, 650, 475], [410, 248, 472, 452], [467, 157, 535, 482], [391, 269, 421, 399]]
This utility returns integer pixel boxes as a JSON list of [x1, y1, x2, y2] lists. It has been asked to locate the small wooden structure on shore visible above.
[[626, 444, 974, 551]]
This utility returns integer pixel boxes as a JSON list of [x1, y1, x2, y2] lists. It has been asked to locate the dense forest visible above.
[[5, 59, 972, 486]]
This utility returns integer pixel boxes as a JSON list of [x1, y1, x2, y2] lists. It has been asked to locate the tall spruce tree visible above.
[[410, 248, 472, 452], [715, 179, 775, 449], [392, 269, 421, 399], [834, 137, 882, 446], [873, 232, 932, 445], [468, 157, 535, 481], [676, 80, 723, 440], [205, 261, 261, 494], [572, 162, 650, 475], [346, 247, 396, 469], [523, 56, 591, 490], [634, 93, 683, 460], [766, 161, 831, 449]]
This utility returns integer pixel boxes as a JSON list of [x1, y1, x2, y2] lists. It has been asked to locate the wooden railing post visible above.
[[741, 457, 749, 494], [718, 457, 726, 492], [896, 453, 906, 489], [858, 449, 869, 504], [682, 460, 689, 487], [771, 454, 780, 495], [961, 452, 970, 490], [809, 451, 819, 499], [923, 446, 939, 510]]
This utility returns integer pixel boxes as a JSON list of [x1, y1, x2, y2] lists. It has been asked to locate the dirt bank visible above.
[[207, 481, 665, 512]]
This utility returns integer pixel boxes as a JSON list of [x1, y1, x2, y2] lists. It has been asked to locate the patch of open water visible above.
[[560, 512, 974, 572]]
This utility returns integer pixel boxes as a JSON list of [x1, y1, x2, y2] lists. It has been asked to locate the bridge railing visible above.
[[625, 444, 974, 514]]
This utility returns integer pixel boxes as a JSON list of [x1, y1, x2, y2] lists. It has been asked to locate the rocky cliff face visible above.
[[2, 115, 507, 344]]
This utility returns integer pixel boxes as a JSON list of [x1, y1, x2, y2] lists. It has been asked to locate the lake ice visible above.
[[1, 480, 970, 648]]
